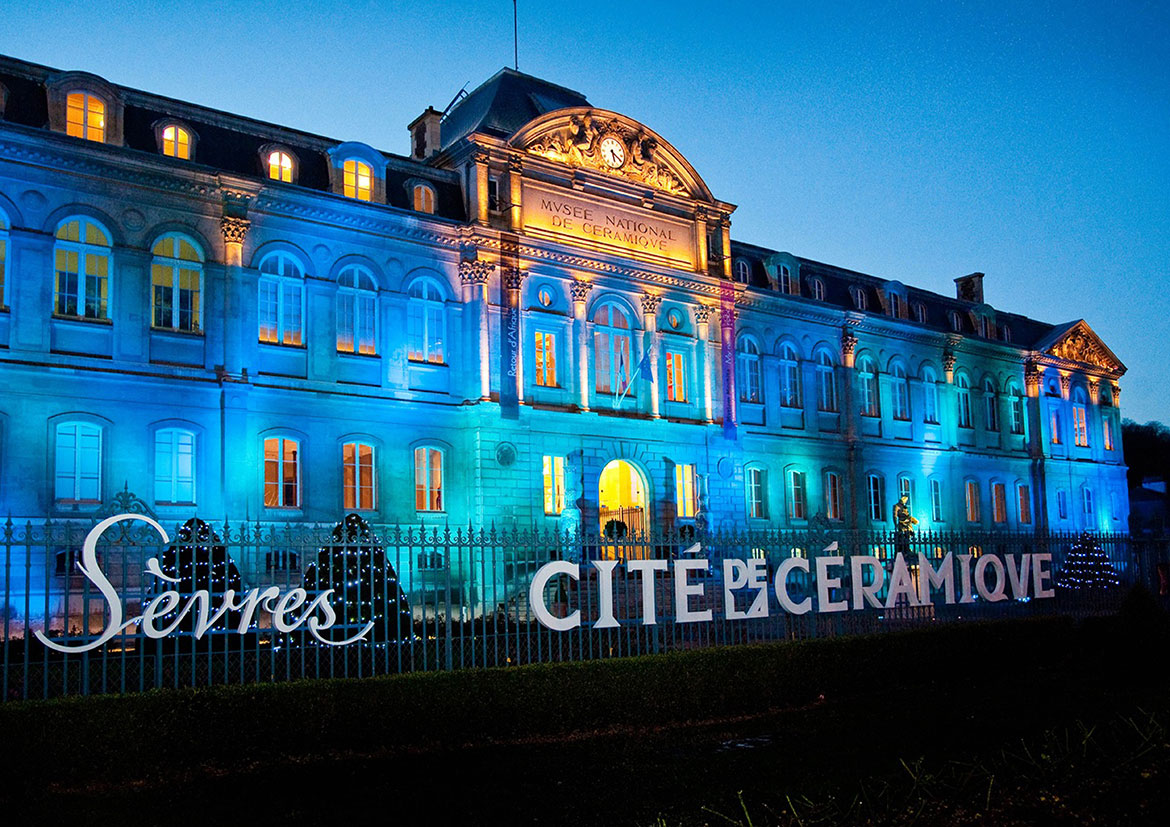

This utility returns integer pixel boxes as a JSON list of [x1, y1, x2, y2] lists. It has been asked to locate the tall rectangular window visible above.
[[965, 481, 980, 523], [867, 474, 884, 522], [1057, 489, 1069, 520], [543, 455, 565, 515], [825, 472, 842, 521], [154, 429, 195, 505], [55, 422, 101, 503], [992, 482, 1007, 523], [1010, 396, 1025, 435], [747, 467, 766, 519], [787, 470, 807, 520], [414, 447, 444, 511], [66, 92, 106, 142], [898, 476, 912, 507], [1073, 405, 1089, 447], [535, 331, 557, 387], [343, 442, 376, 510], [1050, 408, 1062, 444], [343, 159, 372, 201], [263, 437, 300, 508], [1082, 487, 1094, 517], [930, 479, 943, 522], [675, 464, 697, 519], [666, 351, 687, 402], [1018, 485, 1032, 525], [1103, 417, 1114, 451]]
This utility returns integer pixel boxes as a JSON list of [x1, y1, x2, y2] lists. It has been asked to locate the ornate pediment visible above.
[[509, 108, 713, 202], [1040, 320, 1125, 374]]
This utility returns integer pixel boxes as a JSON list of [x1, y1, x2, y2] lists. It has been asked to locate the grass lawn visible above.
[[3, 590, 1168, 825]]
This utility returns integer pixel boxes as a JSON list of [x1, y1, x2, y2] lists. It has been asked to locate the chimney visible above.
[[954, 272, 985, 304], [409, 107, 442, 161]]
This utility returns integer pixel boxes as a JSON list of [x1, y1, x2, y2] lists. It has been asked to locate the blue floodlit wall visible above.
[[0, 61, 1129, 543]]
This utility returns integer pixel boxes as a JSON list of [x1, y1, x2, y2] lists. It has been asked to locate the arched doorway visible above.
[[598, 459, 648, 539]]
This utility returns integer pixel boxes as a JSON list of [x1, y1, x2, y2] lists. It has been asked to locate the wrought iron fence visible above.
[[1, 513, 1165, 702]]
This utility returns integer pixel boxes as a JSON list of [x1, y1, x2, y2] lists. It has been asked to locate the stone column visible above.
[[503, 266, 526, 404], [942, 348, 958, 448], [570, 280, 592, 411], [720, 219, 733, 279], [841, 328, 859, 528], [112, 246, 149, 364], [1025, 361, 1047, 530], [695, 305, 713, 422], [8, 228, 54, 354], [508, 156, 524, 231], [693, 207, 708, 276], [641, 293, 661, 418], [459, 259, 491, 400], [220, 216, 250, 379], [473, 150, 490, 226]]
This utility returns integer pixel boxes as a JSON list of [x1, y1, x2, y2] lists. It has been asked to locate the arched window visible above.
[[0, 209, 8, 309], [593, 303, 632, 394], [914, 302, 927, 324], [811, 278, 825, 301], [866, 473, 885, 522], [267, 150, 294, 183], [151, 234, 203, 331], [786, 469, 807, 520], [414, 446, 444, 511], [859, 357, 879, 417], [816, 350, 837, 412], [55, 421, 102, 504], [161, 124, 191, 159], [780, 343, 801, 408], [778, 265, 793, 294], [737, 336, 761, 403], [343, 159, 372, 201], [343, 442, 376, 510], [746, 466, 767, 519], [956, 374, 973, 428], [1008, 383, 1025, 434], [949, 310, 963, 332], [852, 286, 867, 311], [1082, 486, 1094, 518], [263, 436, 300, 508], [337, 265, 377, 355], [733, 259, 750, 284], [888, 293, 902, 318], [979, 316, 994, 338], [1001, 324, 1012, 343], [407, 278, 446, 364], [1072, 387, 1089, 447], [154, 428, 196, 504], [66, 91, 105, 142], [258, 252, 304, 345], [891, 362, 910, 420], [413, 183, 436, 214], [54, 217, 111, 319], [1017, 483, 1032, 524], [824, 471, 843, 520], [983, 377, 999, 431], [922, 367, 939, 423], [965, 480, 980, 522]]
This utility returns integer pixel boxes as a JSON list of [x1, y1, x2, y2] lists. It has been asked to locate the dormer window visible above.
[[161, 125, 191, 159], [778, 264, 794, 294], [888, 293, 902, 318], [811, 278, 825, 301], [914, 302, 927, 324], [1002, 324, 1012, 343], [979, 316, 993, 338], [66, 92, 106, 142], [734, 259, 750, 284], [262, 146, 296, 183], [949, 310, 962, 332], [343, 159, 372, 201], [413, 183, 436, 214], [851, 286, 867, 311]]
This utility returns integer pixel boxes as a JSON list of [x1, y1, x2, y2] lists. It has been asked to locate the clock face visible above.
[[599, 136, 626, 168]]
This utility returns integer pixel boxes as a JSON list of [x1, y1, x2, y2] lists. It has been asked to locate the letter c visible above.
[[530, 561, 580, 631]]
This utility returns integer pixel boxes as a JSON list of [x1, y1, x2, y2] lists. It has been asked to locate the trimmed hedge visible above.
[[0, 616, 1094, 794]]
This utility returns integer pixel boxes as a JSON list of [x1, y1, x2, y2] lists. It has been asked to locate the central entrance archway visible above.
[[598, 459, 647, 539]]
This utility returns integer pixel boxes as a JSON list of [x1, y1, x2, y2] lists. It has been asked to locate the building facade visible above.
[[0, 55, 1129, 547]]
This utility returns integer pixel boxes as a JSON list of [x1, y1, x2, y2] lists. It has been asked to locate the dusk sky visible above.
[[4, 0, 1167, 423]]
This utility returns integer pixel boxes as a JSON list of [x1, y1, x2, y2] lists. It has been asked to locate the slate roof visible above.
[[440, 67, 589, 148]]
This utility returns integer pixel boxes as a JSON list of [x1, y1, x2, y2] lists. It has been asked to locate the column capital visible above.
[[942, 348, 956, 380], [507, 154, 524, 173], [841, 329, 858, 367], [569, 280, 593, 303], [640, 293, 662, 315], [693, 304, 713, 324], [502, 266, 526, 291], [1059, 373, 1072, 398], [458, 259, 492, 285], [220, 216, 250, 246], [1025, 360, 1043, 396]]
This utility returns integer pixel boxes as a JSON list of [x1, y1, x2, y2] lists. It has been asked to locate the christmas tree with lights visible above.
[[1056, 532, 1120, 591], [301, 513, 413, 643], [155, 518, 244, 633]]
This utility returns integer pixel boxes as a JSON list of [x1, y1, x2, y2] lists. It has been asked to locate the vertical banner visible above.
[[720, 279, 737, 440], [499, 234, 521, 420]]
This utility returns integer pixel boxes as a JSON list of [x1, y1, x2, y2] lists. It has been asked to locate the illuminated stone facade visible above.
[[0, 56, 1129, 546]]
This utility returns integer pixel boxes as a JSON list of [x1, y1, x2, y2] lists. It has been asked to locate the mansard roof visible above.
[[0, 54, 467, 222], [729, 239, 1080, 359], [440, 67, 590, 149]]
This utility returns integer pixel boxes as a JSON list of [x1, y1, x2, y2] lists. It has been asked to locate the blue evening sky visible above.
[[4, 1, 1167, 423]]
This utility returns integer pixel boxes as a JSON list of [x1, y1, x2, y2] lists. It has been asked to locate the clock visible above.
[[599, 136, 626, 168]]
